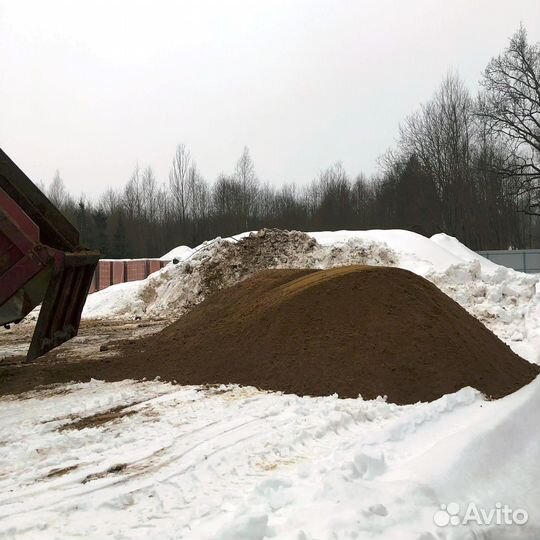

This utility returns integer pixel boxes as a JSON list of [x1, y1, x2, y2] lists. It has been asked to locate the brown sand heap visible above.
[[120, 265, 539, 404]]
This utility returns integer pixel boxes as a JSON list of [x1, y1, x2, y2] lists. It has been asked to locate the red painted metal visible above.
[[0, 148, 100, 361], [88, 258, 170, 293], [0, 186, 40, 244], [97, 260, 112, 290], [147, 260, 161, 275], [126, 260, 147, 282], [112, 260, 125, 285], [0, 187, 60, 307]]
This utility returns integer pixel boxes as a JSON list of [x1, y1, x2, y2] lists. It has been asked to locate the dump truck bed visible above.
[[0, 148, 99, 360]]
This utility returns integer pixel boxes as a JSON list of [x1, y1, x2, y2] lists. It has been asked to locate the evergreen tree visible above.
[[395, 155, 442, 237], [112, 216, 128, 258], [92, 209, 109, 256]]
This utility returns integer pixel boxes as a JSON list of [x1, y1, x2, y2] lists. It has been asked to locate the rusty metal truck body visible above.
[[0, 148, 99, 360]]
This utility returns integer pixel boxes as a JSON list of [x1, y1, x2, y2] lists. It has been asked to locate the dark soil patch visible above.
[[59, 406, 137, 431], [82, 463, 127, 484], [46, 464, 79, 478], [0, 319, 167, 396]]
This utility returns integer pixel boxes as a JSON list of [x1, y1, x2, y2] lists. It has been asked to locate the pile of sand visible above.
[[3, 265, 537, 403], [117, 265, 538, 404]]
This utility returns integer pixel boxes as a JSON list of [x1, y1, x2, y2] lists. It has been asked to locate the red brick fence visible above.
[[89, 259, 170, 293]]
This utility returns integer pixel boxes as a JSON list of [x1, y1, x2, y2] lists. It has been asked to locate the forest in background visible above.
[[44, 27, 540, 258]]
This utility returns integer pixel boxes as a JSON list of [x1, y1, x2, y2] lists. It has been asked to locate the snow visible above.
[[430, 232, 500, 273], [82, 280, 147, 319], [4, 228, 540, 538], [159, 245, 193, 261], [1, 378, 538, 539], [311, 229, 462, 274], [82, 229, 540, 365]]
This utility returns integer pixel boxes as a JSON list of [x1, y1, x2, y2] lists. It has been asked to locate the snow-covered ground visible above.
[[83, 229, 540, 364], [4, 229, 539, 539], [1, 378, 538, 539]]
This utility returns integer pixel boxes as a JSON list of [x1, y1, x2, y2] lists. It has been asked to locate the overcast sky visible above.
[[1, 0, 539, 197]]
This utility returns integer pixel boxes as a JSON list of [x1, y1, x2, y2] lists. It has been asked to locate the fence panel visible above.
[[89, 258, 171, 293], [112, 261, 125, 285], [126, 260, 149, 282], [477, 250, 540, 274], [97, 260, 112, 290]]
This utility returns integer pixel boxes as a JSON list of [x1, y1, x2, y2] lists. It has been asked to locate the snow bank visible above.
[[1, 376, 538, 539], [430, 232, 500, 273], [159, 245, 193, 261], [80, 280, 147, 319], [312, 229, 462, 273], [429, 262, 540, 364], [82, 229, 540, 364]]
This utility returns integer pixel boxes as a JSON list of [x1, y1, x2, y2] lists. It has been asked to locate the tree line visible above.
[[46, 26, 540, 258]]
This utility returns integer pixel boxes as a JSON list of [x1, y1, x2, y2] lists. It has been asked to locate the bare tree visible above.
[[99, 188, 121, 215], [141, 166, 158, 222], [189, 169, 210, 240], [48, 170, 69, 208], [477, 26, 540, 215], [234, 146, 258, 227], [310, 163, 353, 229], [124, 165, 143, 219], [399, 73, 476, 239], [169, 144, 192, 226]]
